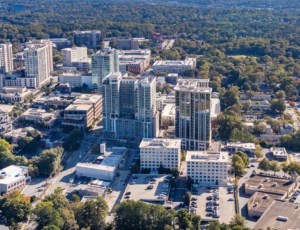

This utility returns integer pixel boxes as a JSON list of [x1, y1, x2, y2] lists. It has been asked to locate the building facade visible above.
[[102, 74, 158, 140], [186, 151, 228, 186], [24, 40, 53, 88], [59, 73, 93, 88], [92, 47, 119, 88], [0, 165, 30, 194], [175, 79, 212, 150], [0, 43, 13, 74], [140, 138, 181, 170], [73, 30, 102, 49], [62, 47, 88, 66], [153, 58, 196, 74]]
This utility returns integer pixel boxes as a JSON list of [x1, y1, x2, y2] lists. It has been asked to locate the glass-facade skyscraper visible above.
[[175, 79, 212, 150], [92, 47, 119, 89]]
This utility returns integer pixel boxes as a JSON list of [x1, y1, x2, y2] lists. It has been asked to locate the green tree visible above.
[[234, 151, 249, 166], [221, 87, 240, 110], [33, 201, 64, 230], [229, 128, 257, 143], [63, 129, 84, 151], [270, 99, 286, 114], [229, 214, 246, 227], [258, 158, 270, 172], [115, 200, 174, 230], [269, 161, 280, 175], [76, 196, 108, 230], [34, 147, 63, 177], [232, 154, 245, 177], [0, 191, 31, 226]]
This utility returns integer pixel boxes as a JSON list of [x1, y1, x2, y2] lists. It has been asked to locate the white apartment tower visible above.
[[24, 40, 53, 88], [186, 151, 228, 186], [61, 47, 88, 66], [0, 43, 13, 74], [140, 138, 181, 170]]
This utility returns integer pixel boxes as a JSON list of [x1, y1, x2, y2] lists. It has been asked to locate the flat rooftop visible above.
[[123, 174, 170, 203], [245, 175, 294, 196], [139, 138, 181, 149], [247, 191, 284, 214], [0, 104, 14, 113], [76, 163, 115, 172], [226, 142, 256, 150], [270, 147, 288, 156], [255, 201, 300, 229], [0, 165, 28, 185], [153, 58, 195, 66], [174, 79, 211, 93], [161, 104, 175, 118], [186, 151, 229, 163], [65, 103, 93, 111]]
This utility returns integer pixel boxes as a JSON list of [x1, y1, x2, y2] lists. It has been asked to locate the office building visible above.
[[153, 58, 196, 74], [186, 151, 229, 186], [59, 72, 93, 88], [175, 79, 212, 150], [76, 146, 126, 181], [226, 142, 256, 156], [73, 30, 102, 49], [117, 38, 148, 50], [255, 201, 300, 229], [118, 49, 151, 74], [270, 147, 288, 161], [63, 94, 102, 130], [24, 40, 53, 88], [62, 47, 88, 66], [13, 52, 25, 70], [92, 47, 119, 88], [0, 43, 13, 74], [0, 165, 30, 194], [140, 138, 181, 170], [102, 74, 158, 140], [50, 38, 72, 50]]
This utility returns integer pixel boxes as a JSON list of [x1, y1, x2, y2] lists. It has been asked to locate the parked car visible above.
[[206, 196, 213, 200]]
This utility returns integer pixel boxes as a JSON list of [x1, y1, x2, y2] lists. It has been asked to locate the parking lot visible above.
[[191, 187, 235, 224], [122, 174, 170, 204]]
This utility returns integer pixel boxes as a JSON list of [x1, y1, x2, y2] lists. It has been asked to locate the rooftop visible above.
[[245, 175, 295, 196], [76, 163, 115, 172], [139, 138, 181, 149], [0, 165, 28, 185], [174, 79, 211, 93], [161, 104, 176, 117], [73, 94, 101, 105], [153, 58, 196, 66], [247, 191, 284, 214], [65, 104, 93, 111], [255, 201, 300, 229], [186, 151, 229, 163], [270, 147, 288, 156], [226, 142, 256, 150]]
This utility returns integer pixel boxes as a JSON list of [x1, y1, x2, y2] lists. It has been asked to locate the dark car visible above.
[[125, 192, 131, 195], [206, 196, 213, 200]]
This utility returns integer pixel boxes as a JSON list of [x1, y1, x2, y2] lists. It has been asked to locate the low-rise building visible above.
[[270, 147, 288, 161], [117, 38, 149, 50], [161, 104, 175, 129], [186, 151, 229, 186], [2, 127, 39, 144], [20, 108, 57, 128], [0, 165, 30, 194], [226, 142, 256, 156], [153, 58, 196, 74], [50, 38, 72, 50], [259, 134, 281, 145], [63, 94, 102, 129], [59, 72, 93, 88], [247, 192, 284, 218], [119, 49, 151, 74], [63, 104, 94, 129], [76, 146, 126, 181], [279, 123, 294, 135], [255, 200, 300, 229], [244, 174, 297, 197], [0, 87, 33, 103], [140, 138, 181, 170]]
